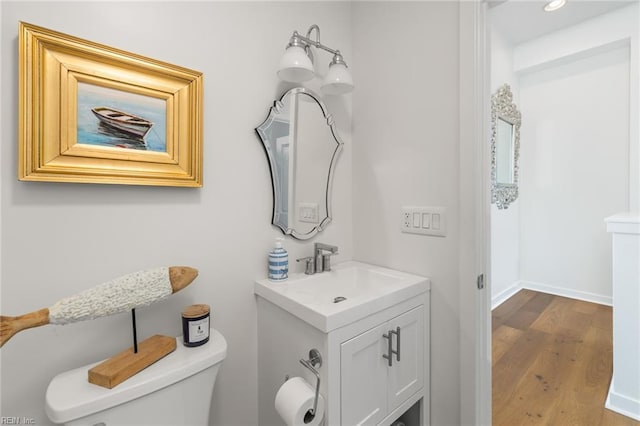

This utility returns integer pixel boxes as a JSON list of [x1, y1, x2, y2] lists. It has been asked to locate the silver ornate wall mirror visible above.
[[491, 84, 521, 209], [256, 87, 343, 240]]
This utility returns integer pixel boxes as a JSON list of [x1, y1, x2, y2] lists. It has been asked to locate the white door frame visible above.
[[459, 1, 492, 425]]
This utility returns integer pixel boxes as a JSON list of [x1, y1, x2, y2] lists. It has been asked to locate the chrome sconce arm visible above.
[[290, 25, 340, 57], [278, 24, 353, 95]]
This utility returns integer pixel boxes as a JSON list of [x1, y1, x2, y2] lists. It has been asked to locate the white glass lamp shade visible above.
[[277, 46, 314, 83], [321, 62, 354, 95]]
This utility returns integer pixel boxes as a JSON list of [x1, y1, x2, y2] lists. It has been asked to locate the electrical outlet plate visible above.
[[400, 206, 446, 237], [403, 211, 412, 229]]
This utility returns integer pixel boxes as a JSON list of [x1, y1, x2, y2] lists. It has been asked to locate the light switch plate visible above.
[[298, 202, 319, 224], [400, 206, 446, 237]]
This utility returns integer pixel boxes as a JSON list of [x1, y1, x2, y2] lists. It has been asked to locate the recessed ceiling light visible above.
[[544, 0, 567, 12]]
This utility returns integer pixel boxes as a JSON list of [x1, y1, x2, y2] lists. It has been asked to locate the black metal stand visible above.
[[131, 308, 138, 354]]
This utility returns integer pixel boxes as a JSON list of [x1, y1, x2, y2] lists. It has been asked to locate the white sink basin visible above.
[[254, 261, 429, 332]]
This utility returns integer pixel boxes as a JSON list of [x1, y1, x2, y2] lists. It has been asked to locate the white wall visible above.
[[351, 3, 461, 425], [518, 44, 630, 304], [0, 8, 3, 399], [514, 3, 639, 212], [489, 25, 520, 307], [0, 2, 354, 424], [489, 4, 637, 306], [2, 2, 469, 426]]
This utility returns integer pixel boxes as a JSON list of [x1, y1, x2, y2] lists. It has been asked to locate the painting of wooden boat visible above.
[[91, 107, 153, 138]]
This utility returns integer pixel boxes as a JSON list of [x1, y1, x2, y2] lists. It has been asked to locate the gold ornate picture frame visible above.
[[19, 22, 203, 187]]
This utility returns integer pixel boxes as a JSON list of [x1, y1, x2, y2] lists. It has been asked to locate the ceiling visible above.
[[490, 0, 638, 46]]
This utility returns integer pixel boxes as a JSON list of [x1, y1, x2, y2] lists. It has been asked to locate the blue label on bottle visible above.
[[268, 249, 288, 281]]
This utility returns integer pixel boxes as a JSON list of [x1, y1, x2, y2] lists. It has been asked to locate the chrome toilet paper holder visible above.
[[299, 349, 322, 420]]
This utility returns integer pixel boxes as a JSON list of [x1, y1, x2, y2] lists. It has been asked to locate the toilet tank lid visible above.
[[45, 329, 227, 424]]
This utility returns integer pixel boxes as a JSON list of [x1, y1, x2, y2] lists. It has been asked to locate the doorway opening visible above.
[[485, 1, 638, 424]]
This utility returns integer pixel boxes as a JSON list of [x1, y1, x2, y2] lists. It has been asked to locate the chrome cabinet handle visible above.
[[390, 327, 400, 362], [382, 331, 393, 366], [383, 326, 401, 366]]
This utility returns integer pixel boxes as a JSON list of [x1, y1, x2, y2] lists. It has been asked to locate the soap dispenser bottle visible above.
[[268, 237, 288, 282]]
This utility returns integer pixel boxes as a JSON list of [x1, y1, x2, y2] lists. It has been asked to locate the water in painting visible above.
[[77, 82, 166, 152]]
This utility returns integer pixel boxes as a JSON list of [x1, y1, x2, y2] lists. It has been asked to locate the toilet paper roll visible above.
[[275, 377, 325, 426]]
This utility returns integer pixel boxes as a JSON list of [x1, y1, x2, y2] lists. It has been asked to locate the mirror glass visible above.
[[256, 87, 343, 240], [496, 117, 515, 184], [491, 84, 521, 209]]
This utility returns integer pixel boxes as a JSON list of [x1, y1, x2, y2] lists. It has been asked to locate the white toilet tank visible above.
[[45, 329, 227, 426]]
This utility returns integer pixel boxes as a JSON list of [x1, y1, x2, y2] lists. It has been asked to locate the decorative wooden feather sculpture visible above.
[[0, 266, 197, 347]]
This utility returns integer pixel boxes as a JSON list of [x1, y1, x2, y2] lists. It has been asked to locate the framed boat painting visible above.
[[18, 22, 203, 187]]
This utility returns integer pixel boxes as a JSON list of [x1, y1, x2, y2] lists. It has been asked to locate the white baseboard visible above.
[[606, 379, 640, 421], [491, 282, 522, 310], [491, 280, 612, 310], [520, 280, 612, 306]]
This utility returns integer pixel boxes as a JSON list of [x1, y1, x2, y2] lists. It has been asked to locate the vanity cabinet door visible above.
[[341, 323, 388, 426], [340, 305, 425, 425], [387, 305, 424, 412]]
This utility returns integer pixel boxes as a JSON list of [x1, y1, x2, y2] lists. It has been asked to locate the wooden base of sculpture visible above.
[[88, 334, 176, 389]]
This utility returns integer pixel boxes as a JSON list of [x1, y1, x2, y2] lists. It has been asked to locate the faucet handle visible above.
[[296, 256, 316, 275]]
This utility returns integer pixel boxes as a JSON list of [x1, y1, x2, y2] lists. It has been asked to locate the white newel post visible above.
[[605, 213, 640, 421]]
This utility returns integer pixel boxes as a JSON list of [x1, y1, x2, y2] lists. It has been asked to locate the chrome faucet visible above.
[[314, 242, 338, 273], [296, 242, 339, 275]]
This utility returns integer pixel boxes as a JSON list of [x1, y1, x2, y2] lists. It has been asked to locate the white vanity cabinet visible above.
[[255, 261, 430, 426], [341, 306, 424, 425]]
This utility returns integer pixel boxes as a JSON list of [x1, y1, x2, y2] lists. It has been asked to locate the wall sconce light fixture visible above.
[[277, 25, 354, 95]]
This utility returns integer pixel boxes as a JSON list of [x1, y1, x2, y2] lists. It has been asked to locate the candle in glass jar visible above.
[[181, 304, 210, 347]]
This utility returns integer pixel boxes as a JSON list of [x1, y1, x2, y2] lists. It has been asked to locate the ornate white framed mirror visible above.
[[256, 87, 343, 240], [491, 84, 521, 209]]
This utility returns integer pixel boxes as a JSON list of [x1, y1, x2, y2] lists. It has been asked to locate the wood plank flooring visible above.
[[493, 290, 640, 426]]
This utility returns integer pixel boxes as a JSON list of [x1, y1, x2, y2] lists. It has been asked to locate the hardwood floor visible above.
[[492, 290, 640, 426]]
